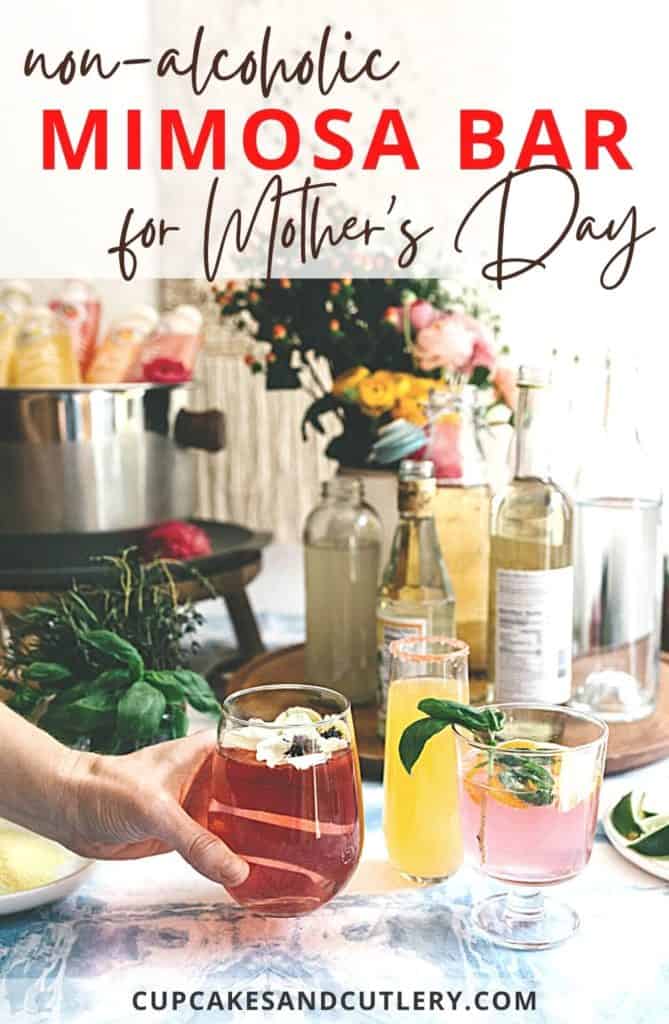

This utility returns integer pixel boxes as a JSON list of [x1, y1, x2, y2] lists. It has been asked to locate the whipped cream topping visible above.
[[221, 706, 350, 770]]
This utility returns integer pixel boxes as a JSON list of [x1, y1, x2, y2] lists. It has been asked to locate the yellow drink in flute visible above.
[[384, 672, 468, 882]]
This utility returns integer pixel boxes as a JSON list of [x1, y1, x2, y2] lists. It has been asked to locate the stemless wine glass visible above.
[[383, 636, 469, 883], [454, 704, 608, 949], [209, 684, 363, 917]]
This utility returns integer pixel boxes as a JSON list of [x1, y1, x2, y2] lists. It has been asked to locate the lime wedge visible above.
[[627, 817, 669, 857], [610, 791, 644, 841], [274, 707, 322, 726]]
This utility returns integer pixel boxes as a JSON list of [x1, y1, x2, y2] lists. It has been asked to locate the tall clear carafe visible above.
[[571, 355, 662, 721], [423, 386, 491, 702], [488, 366, 573, 704], [304, 478, 382, 706]]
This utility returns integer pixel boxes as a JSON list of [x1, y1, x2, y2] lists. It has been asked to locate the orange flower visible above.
[[248, 290, 260, 303], [272, 324, 288, 340], [243, 353, 255, 366], [266, 352, 277, 364], [329, 319, 341, 332], [331, 366, 370, 401], [341, 277, 352, 286], [279, 278, 291, 289], [392, 395, 428, 427], [408, 376, 440, 398], [329, 281, 342, 295], [393, 373, 415, 398]]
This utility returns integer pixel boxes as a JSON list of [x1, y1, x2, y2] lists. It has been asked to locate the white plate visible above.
[[0, 820, 94, 915], [603, 796, 669, 882]]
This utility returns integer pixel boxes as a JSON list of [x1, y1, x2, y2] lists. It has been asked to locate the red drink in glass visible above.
[[210, 685, 363, 917]]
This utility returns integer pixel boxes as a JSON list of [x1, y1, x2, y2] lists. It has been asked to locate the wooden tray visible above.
[[227, 646, 669, 779]]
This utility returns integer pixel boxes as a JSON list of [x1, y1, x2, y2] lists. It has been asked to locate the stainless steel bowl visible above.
[[0, 385, 224, 534]]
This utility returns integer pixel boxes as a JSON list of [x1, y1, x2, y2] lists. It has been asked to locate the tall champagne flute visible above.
[[384, 637, 469, 882]]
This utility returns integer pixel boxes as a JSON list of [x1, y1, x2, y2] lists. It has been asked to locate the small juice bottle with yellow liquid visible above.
[[11, 307, 80, 388], [0, 280, 32, 386]]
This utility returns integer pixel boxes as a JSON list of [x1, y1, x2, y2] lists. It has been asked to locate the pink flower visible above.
[[409, 299, 437, 331], [492, 365, 517, 409], [414, 312, 495, 376]]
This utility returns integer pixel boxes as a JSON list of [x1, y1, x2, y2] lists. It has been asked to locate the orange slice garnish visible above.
[[463, 739, 543, 810], [497, 739, 540, 751]]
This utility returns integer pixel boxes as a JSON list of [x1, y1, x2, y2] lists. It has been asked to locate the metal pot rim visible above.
[[0, 382, 193, 398]]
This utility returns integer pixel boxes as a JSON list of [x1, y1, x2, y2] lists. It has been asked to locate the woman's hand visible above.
[[62, 730, 249, 888], [0, 703, 248, 891]]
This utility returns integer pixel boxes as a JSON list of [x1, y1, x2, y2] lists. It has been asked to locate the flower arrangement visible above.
[[215, 278, 512, 466]]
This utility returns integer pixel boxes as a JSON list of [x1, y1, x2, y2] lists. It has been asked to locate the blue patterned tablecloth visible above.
[[2, 570, 668, 1023]]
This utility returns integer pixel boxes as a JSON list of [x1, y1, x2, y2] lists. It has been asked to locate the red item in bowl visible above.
[[142, 521, 212, 561], [142, 356, 192, 384]]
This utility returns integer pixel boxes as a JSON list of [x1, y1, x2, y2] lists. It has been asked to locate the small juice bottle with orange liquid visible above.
[[85, 306, 158, 385]]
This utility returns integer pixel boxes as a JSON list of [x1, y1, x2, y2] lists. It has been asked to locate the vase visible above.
[[420, 387, 492, 702]]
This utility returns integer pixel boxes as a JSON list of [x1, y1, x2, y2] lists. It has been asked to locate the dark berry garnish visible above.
[[285, 734, 316, 758], [320, 726, 341, 740]]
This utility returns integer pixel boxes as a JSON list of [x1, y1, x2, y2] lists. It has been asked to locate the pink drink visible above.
[[458, 754, 601, 885], [209, 745, 362, 916], [127, 305, 203, 383]]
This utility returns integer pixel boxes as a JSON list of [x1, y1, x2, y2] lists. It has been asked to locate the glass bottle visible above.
[[128, 305, 203, 383], [304, 477, 382, 706], [571, 354, 662, 721], [423, 386, 491, 702], [85, 306, 159, 384], [50, 279, 101, 374], [0, 281, 32, 387], [488, 366, 573, 703], [10, 306, 80, 388], [376, 460, 456, 737]]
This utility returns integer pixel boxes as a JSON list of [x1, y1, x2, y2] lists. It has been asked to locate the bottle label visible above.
[[376, 614, 428, 735], [494, 567, 573, 703]]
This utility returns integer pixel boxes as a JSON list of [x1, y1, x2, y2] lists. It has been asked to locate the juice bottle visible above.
[[488, 366, 573, 704], [11, 307, 79, 388], [383, 637, 469, 883], [0, 280, 32, 386], [376, 460, 455, 738], [128, 305, 203, 383], [50, 280, 101, 374], [85, 306, 159, 385]]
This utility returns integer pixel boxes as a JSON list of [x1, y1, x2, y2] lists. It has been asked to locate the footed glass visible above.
[[455, 703, 607, 950]]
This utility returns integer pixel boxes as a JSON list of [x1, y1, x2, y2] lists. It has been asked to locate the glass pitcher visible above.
[[571, 355, 662, 721]]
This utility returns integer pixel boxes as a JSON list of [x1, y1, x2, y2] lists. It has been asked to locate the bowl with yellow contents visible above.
[[0, 819, 93, 915]]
